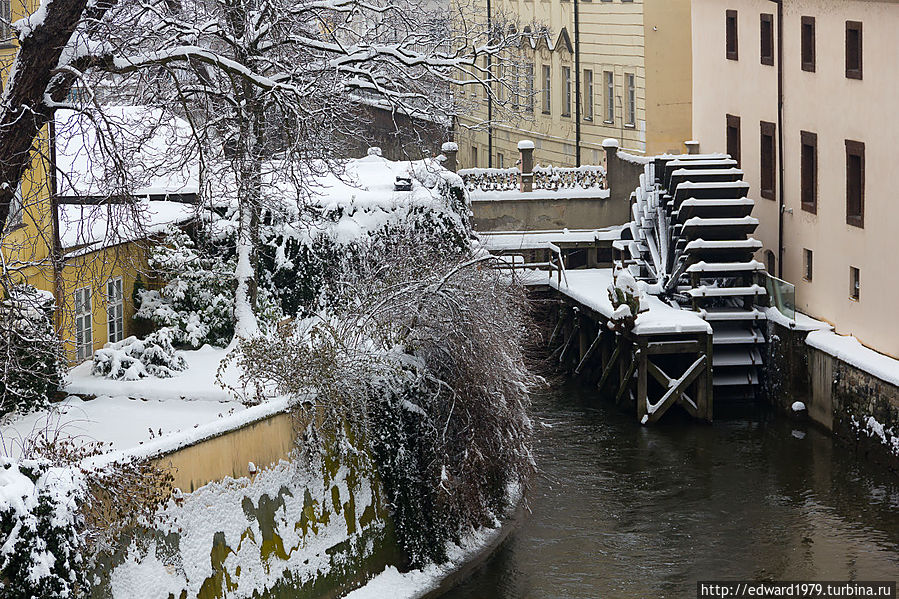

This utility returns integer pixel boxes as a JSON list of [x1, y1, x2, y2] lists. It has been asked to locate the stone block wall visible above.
[[766, 319, 899, 473]]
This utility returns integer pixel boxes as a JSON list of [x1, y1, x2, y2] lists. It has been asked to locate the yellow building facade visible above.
[[455, 0, 693, 169], [0, 3, 165, 364]]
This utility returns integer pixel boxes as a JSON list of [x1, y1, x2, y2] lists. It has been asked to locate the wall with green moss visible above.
[[90, 414, 405, 599]]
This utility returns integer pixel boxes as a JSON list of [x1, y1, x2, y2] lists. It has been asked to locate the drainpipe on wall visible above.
[[488, 0, 496, 168], [574, 0, 581, 166], [770, 0, 785, 279]]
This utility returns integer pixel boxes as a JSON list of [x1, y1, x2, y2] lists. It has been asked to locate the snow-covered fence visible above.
[[533, 165, 606, 191], [459, 167, 520, 192], [459, 165, 606, 194]]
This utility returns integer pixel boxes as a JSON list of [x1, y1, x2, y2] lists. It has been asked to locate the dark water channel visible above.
[[442, 383, 899, 598]]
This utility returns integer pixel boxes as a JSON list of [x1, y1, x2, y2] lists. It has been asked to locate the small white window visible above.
[[0, 0, 11, 42], [525, 63, 535, 114], [4, 182, 23, 232], [626, 73, 636, 126], [583, 69, 593, 121], [75, 287, 93, 361], [497, 153, 504, 169], [604, 71, 614, 123], [542, 64, 551, 113], [107, 278, 124, 343], [562, 66, 571, 116]]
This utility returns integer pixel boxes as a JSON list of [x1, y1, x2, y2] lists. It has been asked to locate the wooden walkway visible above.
[[526, 268, 715, 424]]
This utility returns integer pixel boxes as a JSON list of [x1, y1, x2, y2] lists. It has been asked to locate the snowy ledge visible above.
[[3, 345, 300, 469], [765, 307, 832, 332], [469, 188, 610, 201], [806, 330, 899, 388], [85, 396, 293, 469]]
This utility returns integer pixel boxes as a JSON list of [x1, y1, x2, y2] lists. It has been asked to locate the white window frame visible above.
[[542, 64, 551, 113], [0, 0, 11, 42], [604, 71, 615, 123], [562, 66, 571, 116], [525, 63, 535, 114], [583, 69, 594, 121], [75, 286, 93, 361], [107, 278, 124, 343], [4, 182, 22, 232], [626, 73, 636, 127]]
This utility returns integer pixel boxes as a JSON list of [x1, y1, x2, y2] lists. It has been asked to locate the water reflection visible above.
[[442, 383, 899, 599]]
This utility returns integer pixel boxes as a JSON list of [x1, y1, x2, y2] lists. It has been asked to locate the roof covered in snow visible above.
[[55, 106, 200, 199], [58, 200, 197, 252]]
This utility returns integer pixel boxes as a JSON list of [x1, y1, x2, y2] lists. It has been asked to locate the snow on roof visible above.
[[477, 226, 622, 251], [270, 154, 464, 246], [55, 106, 199, 199], [545, 268, 712, 335], [58, 199, 197, 251]]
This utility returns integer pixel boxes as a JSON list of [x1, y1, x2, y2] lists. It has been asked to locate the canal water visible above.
[[443, 383, 899, 598]]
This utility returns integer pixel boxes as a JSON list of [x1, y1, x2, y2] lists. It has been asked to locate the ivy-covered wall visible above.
[[90, 413, 404, 599]]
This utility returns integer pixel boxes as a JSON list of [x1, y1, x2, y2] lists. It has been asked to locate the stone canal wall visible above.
[[91, 408, 403, 599], [766, 319, 899, 473]]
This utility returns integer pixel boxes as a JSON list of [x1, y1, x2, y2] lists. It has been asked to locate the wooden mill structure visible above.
[[530, 152, 767, 424]]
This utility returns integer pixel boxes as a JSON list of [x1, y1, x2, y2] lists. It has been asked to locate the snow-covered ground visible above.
[[0, 345, 288, 463]]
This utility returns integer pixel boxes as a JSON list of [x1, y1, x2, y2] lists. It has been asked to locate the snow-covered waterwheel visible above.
[[613, 154, 767, 403]]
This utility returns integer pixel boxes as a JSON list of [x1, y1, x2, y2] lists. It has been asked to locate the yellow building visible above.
[[455, 0, 693, 169], [1, 8, 197, 365]]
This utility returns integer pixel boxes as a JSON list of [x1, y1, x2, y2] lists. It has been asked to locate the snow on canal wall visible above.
[[766, 316, 899, 472], [90, 409, 403, 599]]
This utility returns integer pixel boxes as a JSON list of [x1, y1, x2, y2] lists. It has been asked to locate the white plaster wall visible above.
[[692, 0, 899, 357]]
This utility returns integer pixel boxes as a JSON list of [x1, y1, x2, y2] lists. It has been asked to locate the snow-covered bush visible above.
[[92, 328, 188, 380], [607, 267, 648, 332], [0, 286, 65, 418], [228, 241, 536, 566], [137, 224, 281, 347], [136, 226, 236, 347], [0, 432, 173, 598], [0, 458, 87, 599], [259, 160, 471, 318]]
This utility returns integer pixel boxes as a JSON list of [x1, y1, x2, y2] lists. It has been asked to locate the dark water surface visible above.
[[442, 383, 899, 598]]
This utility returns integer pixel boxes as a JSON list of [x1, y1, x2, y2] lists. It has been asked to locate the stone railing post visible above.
[[602, 138, 619, 192], [684, 140, 701, 155], [518, 140, 534, 192], [441, 141, 458, 172]]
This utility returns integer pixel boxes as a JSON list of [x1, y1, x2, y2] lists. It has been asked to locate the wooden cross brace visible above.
[[644, 355, 707, 424]]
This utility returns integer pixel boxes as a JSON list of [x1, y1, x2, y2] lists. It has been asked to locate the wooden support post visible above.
[[548, 307, 566, 347], [559, 319, 580, 364], [636, 347, 648, 424], [615, 348, 637, 406], [575, 329, 603, 375], [647, 340, 701, 355], [704, 333, 714, 422], [597, 339, 622, 393]]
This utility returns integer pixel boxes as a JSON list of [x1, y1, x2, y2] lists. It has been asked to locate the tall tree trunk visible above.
[[0, 0, 105, 229]]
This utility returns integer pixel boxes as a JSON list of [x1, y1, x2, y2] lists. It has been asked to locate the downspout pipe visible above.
[[769, 0, 785, 279], [574, 0, 581, 166], [487, 0, 493, 168]]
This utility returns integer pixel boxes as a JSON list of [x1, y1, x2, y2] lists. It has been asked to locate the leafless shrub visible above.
[[227, 238, 537, 565]]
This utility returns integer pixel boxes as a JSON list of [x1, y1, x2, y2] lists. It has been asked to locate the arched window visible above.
[[765, 250, 776, 275]]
